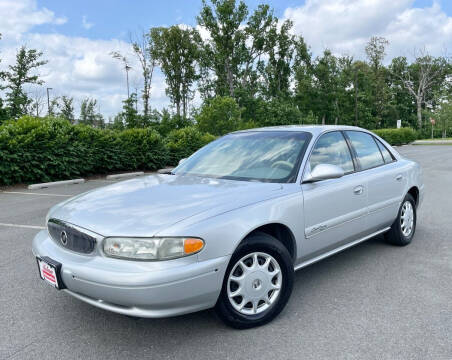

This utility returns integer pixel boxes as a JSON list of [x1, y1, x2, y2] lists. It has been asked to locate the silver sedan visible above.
[[32, 125, 424, 328]]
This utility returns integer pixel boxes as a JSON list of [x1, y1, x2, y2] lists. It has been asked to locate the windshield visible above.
[[173, 131, 312, 183]]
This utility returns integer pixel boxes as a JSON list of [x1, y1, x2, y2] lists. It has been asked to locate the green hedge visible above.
[[0, 117, 213, 185], [372, 128, 417, 146], [165, 126, 216, 165]]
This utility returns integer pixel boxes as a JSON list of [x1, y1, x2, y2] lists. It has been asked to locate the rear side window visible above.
[[346, 131, 384, 170], [375, 138, 394, 163], [309, 131, 354, 173]]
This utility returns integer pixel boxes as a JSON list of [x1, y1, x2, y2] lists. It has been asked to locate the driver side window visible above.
[[309, 131, 354, 173]]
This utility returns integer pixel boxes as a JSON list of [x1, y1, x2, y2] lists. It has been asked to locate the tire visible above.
[[384, 193, 417, 246], [215, 232, 294, 329]]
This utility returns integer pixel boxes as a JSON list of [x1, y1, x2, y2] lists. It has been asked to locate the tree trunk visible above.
[[182, 96, 187, 119], [354, 70, 358, 126], [225, 60, 234, 97], [176, 102, 181, 118], [416, 98, 422, 129], [143, 79, 149, 118], [322, 114, 325, 125]]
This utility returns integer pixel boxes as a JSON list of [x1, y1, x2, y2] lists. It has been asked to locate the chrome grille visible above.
[[48, 219, 96, 254]]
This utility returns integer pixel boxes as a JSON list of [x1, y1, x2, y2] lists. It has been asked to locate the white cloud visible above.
[[283, 0, 452, 61], [81, 15, 94, 30], [0, 0, 66, 41], [2, 0, 452, 119], [0, 0, 169, 119], [18, 33, 169, 118]]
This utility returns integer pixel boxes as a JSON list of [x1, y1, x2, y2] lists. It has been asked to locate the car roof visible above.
[[233, 125, 368, 137]]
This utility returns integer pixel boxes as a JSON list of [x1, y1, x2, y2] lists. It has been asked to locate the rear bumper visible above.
[[32, 230, 229, 317]]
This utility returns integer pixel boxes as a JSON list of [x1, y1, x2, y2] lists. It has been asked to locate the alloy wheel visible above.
[[400, 200, 414, 237]]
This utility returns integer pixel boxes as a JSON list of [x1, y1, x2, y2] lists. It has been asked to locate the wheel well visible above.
[[407, 186, 419, 207], [245, 223, 296, 262]]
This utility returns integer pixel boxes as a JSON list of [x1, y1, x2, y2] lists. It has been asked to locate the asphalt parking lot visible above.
[[1, 145, 451, 360]]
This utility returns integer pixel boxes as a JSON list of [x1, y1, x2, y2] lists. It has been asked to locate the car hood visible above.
[[48, 174, 284, 237]]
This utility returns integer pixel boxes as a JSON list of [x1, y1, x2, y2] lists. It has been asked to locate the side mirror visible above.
[[304, 164, 344, 183], [178, 158, 187, 166]]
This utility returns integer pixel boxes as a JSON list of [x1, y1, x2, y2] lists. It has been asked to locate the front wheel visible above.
[[385, 193, 417, 246], [215, 232, 294, 329]]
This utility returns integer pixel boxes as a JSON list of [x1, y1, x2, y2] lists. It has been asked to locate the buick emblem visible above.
[[60, 231, 68, 246]]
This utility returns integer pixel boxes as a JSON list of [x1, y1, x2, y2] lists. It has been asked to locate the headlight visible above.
[[103, 237, 204, 260]]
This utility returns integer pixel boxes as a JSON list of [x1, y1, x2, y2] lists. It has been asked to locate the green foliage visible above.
[[59, 96, 75, 122], [255, 98, 302, 126], [0, 116, 168, 185], [119, 93, 139, 128], [0, 46, 47, 118], [79, 98, 104, 127], [195, 96, 242, 135], [150, 26, 201, 118], [157, 110, 193, 136], [372, 128, 417, 145], [165, 126, 216, 165]]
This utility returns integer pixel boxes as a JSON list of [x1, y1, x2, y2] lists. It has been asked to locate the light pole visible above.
[[125, 65, 131, 98], [46, 87, 52, 116]]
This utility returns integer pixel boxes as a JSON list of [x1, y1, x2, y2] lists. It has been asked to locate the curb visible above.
[[28, 179, 85, 190], [106, 172, 144, 180], [412, 140, 452, 145]]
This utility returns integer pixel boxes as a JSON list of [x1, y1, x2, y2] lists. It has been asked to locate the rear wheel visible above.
[[385, 193, 416, 246], [215, 232, 294, 329]]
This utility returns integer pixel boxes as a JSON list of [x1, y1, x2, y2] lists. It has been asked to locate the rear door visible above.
[[345, 131, 406, 233], [301, 131, 369, 261]]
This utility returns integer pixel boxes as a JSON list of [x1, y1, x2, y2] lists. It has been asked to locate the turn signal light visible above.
[[184, 238, 204, 254]]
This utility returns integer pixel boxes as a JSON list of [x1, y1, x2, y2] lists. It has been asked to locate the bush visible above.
[[255, 99, 302, 126], [196, 96, 241, 136], [165, 126, 215, 165], [372, 128, 417, 145], [0, 116, 168, 185]]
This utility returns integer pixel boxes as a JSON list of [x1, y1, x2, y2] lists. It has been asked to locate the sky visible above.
[[1, 0, 452, 118]]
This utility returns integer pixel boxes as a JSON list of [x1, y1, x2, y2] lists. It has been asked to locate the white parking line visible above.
[[1, 191, 71, 197], [0, 222, 45, 230]]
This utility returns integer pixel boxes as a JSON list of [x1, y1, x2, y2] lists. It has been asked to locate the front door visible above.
[[301, 131, 368, 261]]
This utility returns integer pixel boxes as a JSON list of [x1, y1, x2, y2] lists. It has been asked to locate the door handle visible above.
[[396, 174, 403, 181], [353, 185, 363, 195]]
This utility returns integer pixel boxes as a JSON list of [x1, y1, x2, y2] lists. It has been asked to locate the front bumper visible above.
[[32, 230, 229, 318]]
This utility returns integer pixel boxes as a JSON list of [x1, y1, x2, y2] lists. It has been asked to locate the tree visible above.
[[28, 87, 46, 117], [196, 96, 241, 135], [255, 98, 301, 126], [79, 98, 103, 127], [436, 99, 452, 138], [260, 20, 297, 99], [197, 0, 248, 98], [59, 96, 75, 122], [311, 49, 341, 125], [131, 31, 156, 119], [0, 46, 47, 118], [150, 25, 201, 118], [120, 93, 139, 128], [365, 36, 390, 128], [197, 0, 276, 101], [390, 49, 450, 128], [48, 96, 60, 117], [0, 33, 6, 123]]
